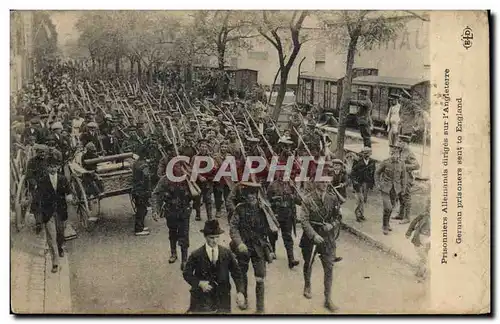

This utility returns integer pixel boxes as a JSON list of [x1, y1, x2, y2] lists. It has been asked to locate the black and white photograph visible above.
[[10, 9, 463, 315]]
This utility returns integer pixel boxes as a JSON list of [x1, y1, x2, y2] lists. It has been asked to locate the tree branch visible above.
[[403, 10, 430, 22]]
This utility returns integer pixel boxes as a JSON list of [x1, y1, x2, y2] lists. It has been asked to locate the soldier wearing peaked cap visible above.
[[192, 137, 218, 222], [375, 143, 407, 235], [394, 134, 420, 224], [212, 140, 234, 219], [350, 147, 376, 222], [299, 180, 341, 312], [229, 181, 274, 313], [131, 143, 153, 237], [267, 160, 301, 270], [152, 161, 193, 270], [350, 88, 373, 148], [328, 159, 348, 202], [50, 121, 72, 163]]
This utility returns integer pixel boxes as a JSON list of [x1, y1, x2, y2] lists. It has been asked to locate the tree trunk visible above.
[[216, 44, 226, 102], [336, 37, 359, 160], [272, 69, 289, 121]]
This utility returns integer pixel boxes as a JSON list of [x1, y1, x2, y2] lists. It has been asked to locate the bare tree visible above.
[[257, 10, 309, 120], [321, 11, 409, 159]]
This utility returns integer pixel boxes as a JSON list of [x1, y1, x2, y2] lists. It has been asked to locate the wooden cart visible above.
[[68, 152, 138, 230]]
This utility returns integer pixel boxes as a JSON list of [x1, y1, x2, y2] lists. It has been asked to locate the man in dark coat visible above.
[[350, 147, 376, 222], [131, 146, 152, 236], [152, 163, 193, 270], [80, 122, 103, 153], [22, 116, 44, 144], [183, 220, 245, 314], [37, 155, 73, 273]]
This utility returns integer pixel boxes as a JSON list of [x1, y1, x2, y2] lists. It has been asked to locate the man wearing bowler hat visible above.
[[183, 219, 245, 314]]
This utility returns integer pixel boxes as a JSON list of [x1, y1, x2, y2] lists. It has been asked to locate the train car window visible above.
[[313, 80, 323, 107], [305, 79, 313, 104], [299, 79, 307, 103]]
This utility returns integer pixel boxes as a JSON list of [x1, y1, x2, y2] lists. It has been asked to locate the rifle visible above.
[[166, 116, 201, 197], [226, 108, 279, 233]]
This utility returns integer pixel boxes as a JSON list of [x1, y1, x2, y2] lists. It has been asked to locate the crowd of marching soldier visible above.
[[11, 59, 429, 314]]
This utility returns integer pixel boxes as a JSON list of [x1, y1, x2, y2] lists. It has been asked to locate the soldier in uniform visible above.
[[121, 125, 141, 153], [192, 138, 217, 221], [349, 89, 373, 148], [394, 134, 420, 224], [180, 131, 197, 158], [131, 146, 152, 236], [226, 127, 242, 156], [299, 181, 341, 312], [99, 114, 114, 136], [229, 181, 274, 313], [156, 143, 176, 178], [80, 122, 103, 154], [50, 121, 72, 162], [375, 144, 407, 235], [329, 159, 348, 200], [350, 147, 376, 222], [212, 140, 233, 219], [22, 116, 43, 144], [152, 162, 193, 270], [267, 162, 301, 269]]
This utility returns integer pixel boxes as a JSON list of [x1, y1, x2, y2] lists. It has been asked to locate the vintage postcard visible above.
[[9, 10, 490, 314]]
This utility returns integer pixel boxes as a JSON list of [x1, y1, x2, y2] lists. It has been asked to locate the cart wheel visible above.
[[70, 175, 91, 231], [129, 193, 137, 214], [88, 197, 101, 219], [14, 175, 31, 232]]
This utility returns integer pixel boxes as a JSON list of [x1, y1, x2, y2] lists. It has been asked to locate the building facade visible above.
[[231, 15, 430, 87], [10, 11, 34, 104]]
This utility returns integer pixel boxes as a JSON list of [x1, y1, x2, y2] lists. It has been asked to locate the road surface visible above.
[[67, 195, 429, 314]]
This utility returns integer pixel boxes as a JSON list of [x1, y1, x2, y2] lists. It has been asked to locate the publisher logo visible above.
[[461, 26, 473, 50]]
